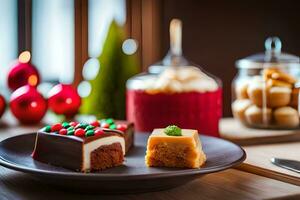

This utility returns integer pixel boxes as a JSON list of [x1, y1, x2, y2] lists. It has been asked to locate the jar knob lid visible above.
[[170, 19, 182, 56], [265, 37, 282, 56], [159, 18, 188, 67]]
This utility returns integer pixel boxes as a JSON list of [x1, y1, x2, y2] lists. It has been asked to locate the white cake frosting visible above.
[[82, 136, 125, 171], [142, 67, 218, 93]]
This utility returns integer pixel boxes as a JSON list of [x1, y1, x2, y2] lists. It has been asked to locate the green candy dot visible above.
[[67, 126, 75, 131], [62, 122, 70, 128], [105, 118, 114, 125], [164, 125, 182, 136], [78, 123, 88, 129], [109, 124, 116, 129], [41, 125, 51, 132], [85, 125, 95, 131], [67, 130, 75, 135], [85, 130, 95, 137]]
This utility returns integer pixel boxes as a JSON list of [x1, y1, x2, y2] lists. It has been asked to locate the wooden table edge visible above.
[[237, 163, 300, 186]]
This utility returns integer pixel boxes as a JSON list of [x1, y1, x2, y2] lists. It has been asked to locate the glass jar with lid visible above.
[[126, 19, 222, 137], [232, 37, 300, 129]]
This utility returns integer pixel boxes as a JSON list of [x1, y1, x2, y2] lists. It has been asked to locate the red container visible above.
[[127, 89, 222, 137], [126, 19, 222, 137]]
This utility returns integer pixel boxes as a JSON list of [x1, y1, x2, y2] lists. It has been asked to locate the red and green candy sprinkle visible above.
[[40, 118, 128, 138]]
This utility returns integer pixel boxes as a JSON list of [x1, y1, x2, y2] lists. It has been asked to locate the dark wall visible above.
[[161, 0, 300, 116]]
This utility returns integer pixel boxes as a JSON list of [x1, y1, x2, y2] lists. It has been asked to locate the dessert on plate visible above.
[[32, 119, 133, 172], [145, 125, 206, 168]]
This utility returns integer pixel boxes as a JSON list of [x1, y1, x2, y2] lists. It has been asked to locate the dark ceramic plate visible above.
[[0, 133, 246, 194]]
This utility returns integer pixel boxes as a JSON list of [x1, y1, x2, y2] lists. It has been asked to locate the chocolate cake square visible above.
[[32, 119, 134, 172]]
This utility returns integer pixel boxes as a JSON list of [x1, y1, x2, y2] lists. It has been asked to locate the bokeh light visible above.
[[77, 81, 92, 98], [122, 39, 138, 55], [19, 51, 31, 63], [82, 58, 100, 80]]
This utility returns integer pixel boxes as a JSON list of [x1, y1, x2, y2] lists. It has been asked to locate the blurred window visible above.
[[32, 0, 75, 83], [88, 0, 126, 58], [0, 0, 18, 92]]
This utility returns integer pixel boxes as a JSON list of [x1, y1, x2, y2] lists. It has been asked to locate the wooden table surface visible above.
[[220, 118, 300, 186], [241, 142, 300, 186], [0, 114, 299, 200]]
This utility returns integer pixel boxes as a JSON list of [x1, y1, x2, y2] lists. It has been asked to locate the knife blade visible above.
[[271, 158, 300, 173]]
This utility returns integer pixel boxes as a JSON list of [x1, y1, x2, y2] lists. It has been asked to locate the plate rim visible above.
[[0, 133, 246, 181]]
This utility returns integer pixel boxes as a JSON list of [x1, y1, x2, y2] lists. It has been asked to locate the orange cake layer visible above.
[[145, 129, 206, 168]]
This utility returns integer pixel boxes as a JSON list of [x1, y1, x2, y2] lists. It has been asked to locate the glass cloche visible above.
[[232, 37, 300, 129], [126, 19, 222, 137]]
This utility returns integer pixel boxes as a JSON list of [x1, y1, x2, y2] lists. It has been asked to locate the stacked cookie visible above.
[[232, 68, 300, 128]]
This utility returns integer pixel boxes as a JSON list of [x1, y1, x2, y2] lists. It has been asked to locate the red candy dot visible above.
[[95, 128, 105, 136], [101, 123, 109, 128], [90, 120, 100, 127], [59, 128, 67, 135], [69, 121, 78, 127], [75, 128, 85, 137], [117, 124, 127, 132], [51, 123, 63, 132]]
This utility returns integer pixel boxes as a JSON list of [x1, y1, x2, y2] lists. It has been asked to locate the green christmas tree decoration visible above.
[[81, 20, 139, 119]]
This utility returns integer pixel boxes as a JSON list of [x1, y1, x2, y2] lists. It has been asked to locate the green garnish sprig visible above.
[[164, 125, 182, 136]]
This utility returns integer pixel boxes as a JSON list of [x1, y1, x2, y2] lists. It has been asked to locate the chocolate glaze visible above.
[[32, 132, 83, 171]]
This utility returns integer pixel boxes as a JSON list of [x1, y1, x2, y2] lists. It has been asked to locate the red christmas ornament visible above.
[[0, 94, 6, 119], [7, 51, 40, 91], [10, 85, 47, 124], [48, 84, 81, 117]]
